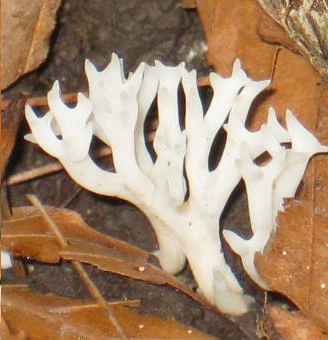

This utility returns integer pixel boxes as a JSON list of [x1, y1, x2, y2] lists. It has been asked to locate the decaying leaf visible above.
[[255, 83, 328, 333], [2, 285, 217, 340], [1, 205, 208, 306], [1, 95, 27, 221], [1, 316, 27, 340], [1, 0, 61, 90], [255, 199, 328, 334], [196, 0, 277, 79], [1, 96, 26, 177], [266, 305, 328, 340], [196, 0, 324, 131], [257, 0, 328, 80]]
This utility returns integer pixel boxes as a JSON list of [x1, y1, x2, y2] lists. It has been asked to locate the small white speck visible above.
[[138, 324, 145, 329], [282, 250, 287, 256], [306, 265, 310, 270], [1, 250, 12, 269], [320, 283, 326, 289], [27, 263, 35, 272], [138, 266, 146, 272], [187, 329, 193, 334], [185, 41, 208, 62]]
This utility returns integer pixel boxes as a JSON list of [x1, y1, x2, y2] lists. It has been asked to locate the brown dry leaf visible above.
[[1, 316, 27, 340], [1, 0, 61, 90], [2, 285, 217, 340], [266, 305, 328, 340], [1, 95, 26, 220], [255, 83, 328, 334], [196, 0, 323, 131], [1, 206, 208, 306], [1, 96, 26, 177], [197, 0, 277, 79], [255, 199, 328, 334]]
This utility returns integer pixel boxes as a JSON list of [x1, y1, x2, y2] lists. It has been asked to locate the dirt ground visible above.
[[3, 1, 273, 339]]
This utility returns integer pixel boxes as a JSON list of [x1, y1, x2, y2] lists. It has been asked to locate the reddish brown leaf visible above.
[[1, 0, 61, 90], [196, 0, 279, 80], [1, 92, 80, 111], [2, 285, 218, 340], [1, 95, 26, 221], [1, 96, 26, 178], [2, 206, 208, 306], [255, 199, 328, 333], [196, 0, 323, 132], [255, 83, 328, 334], [1, 316, 27, 340], [312, 83, 328, 207], [266, 305, 328, 340]]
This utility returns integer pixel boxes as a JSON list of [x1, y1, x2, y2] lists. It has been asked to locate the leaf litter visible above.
[[255, 84, 328, 334], [1, 0, 61, 90]]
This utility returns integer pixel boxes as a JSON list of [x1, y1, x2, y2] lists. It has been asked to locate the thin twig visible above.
[[50, 300, 141, 313], [1, 92, 81, 111], [7, 162, 64, 185], [6, 125, 157, 186], [197, 76, 210, 87], [27, 194, 130, 340], [60, 186, 84, 208], [6, 146, 113, 185], [269, 47, 281, 90], [71, 261, 129, 340], [1, 75, 209, 111], [26, 194, 67, 247]]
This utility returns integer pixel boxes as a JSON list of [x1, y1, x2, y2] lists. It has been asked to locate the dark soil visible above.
[[3, 1, 273, 339]]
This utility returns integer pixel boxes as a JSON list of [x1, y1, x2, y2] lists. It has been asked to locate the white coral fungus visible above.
[[25, 53, 328, 315]]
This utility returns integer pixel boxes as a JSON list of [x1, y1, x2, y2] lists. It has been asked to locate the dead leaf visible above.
[[196, 0, 323, 131], [196, 0, 277, 79], [2, 285, 217, 340], [266, 305, 328, 340], [1, 316, 27, 340], [311, 82, 328, 206], [1, 95, 26, 178], [1, 95, 26, 220], [2, 206, 208, 306], [255, 199, 328, 334], [1, 0, 61, 90], [255, 83, 328, 334]]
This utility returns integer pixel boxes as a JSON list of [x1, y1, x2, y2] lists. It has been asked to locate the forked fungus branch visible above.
[[25, 54, 328, 314]]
